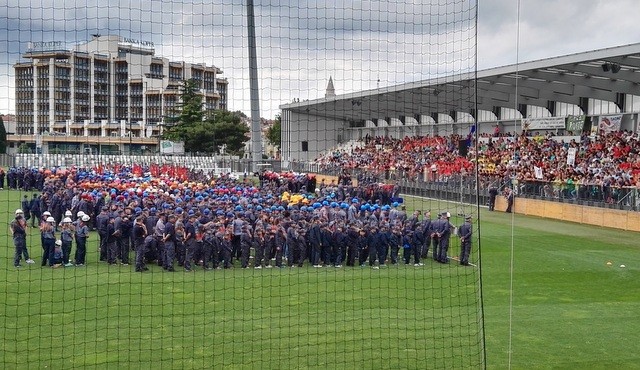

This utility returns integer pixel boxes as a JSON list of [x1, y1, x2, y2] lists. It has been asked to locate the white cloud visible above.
[[1, 0, 640, 119]]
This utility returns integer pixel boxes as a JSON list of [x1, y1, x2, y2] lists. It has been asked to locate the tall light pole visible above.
[[247, 0, 262, 172]]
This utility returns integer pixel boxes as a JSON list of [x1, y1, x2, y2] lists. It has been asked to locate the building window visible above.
[[301, 141, 308, 152]]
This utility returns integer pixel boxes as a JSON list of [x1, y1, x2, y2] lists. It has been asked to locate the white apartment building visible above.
[[11, 35, 228, 155]]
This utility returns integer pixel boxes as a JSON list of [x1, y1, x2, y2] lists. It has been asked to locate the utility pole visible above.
[[247, 0, 262, 172]]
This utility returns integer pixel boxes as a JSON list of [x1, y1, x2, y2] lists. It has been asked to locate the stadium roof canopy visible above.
[[280, 43, 640, 122]]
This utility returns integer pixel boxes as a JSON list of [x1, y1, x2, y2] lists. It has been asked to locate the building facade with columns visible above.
[[11, 35, 228, 155]]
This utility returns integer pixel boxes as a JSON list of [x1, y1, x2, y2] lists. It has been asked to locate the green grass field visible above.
[[0, 189, 638, 369]]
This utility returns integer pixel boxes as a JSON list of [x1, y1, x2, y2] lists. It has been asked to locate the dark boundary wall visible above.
[[397, 180, 640, 232]]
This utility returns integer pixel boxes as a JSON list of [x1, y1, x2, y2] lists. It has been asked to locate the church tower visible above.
[[325, 76, 336, 98]]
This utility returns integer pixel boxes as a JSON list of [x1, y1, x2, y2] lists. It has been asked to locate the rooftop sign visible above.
[[27, 41, 65, 51], [119, 37, 155, 48]]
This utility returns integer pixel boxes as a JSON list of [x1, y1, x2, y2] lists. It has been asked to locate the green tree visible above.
[[0, 115, 7, 154], [211, 110, 249, 155], [18, 143, 32, 154], [265, 114, 281, 149], [162, 79, 209, 152], [162, 80, 249, 154]]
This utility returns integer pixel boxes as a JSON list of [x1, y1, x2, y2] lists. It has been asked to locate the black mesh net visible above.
[[1, 1, 484, 368]]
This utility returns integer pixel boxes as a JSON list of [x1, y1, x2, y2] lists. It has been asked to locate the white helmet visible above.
[[15, 209, 24, 215], [77, 211, 86, 218], [62, 217, 72, 223], [55, 240, 62, 246], [81, 215, 90, 222], [46, 216, 55, 223], [43, 211, 51, 217], [65, 210, 72, 216]]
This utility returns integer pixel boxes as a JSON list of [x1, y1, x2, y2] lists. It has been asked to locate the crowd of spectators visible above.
[[315, 135, 474, 182], [314, 130, 640, 201]]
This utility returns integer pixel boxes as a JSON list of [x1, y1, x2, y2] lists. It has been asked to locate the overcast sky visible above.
[[1, 0, 639, 119]]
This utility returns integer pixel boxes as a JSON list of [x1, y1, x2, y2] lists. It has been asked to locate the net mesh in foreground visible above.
[[0, 1, 483, 368]]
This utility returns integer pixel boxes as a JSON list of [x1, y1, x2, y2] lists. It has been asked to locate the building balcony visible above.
[[203, 91, 220, 99], [144, 73, 164, 79]]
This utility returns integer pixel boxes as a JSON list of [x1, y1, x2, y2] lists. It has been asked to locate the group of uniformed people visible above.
[[84, 203, 473, 272], [10, 169, 474, 271], [1, 167, 46, 191], [11, 208, 90, 268]]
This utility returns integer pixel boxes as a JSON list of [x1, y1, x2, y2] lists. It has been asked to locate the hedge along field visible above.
[[0, 189, 639, 369]]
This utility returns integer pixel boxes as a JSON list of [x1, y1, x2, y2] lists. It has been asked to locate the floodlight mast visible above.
[[247, 0, 263, 173]]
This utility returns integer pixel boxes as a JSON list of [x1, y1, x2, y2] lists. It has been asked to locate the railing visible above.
[[298, 162, 639, 212], [0, 154, 14, 167], [10, 154, 283, 174], [515, 180, 638, 209]]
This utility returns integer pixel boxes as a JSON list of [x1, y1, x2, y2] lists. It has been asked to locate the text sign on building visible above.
[[119, 37, 155, 49], [521, 117, 566, 131], [27, 41, 65, 51], [160, 140, 185, 155]]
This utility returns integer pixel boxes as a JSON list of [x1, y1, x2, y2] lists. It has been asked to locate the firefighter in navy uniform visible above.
[[162, 214, 177, 271], [133, 216, 149, 272], [183, 214, 198, 272], [11, 209, 34, 267], [239, 225, 253, 269], [458, 215, 473, 266], [436, 212, 454, 264], [95, 207, 110, 262]]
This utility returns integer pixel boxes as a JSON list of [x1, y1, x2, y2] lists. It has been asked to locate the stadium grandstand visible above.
[[280, 43, 640, 211]]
